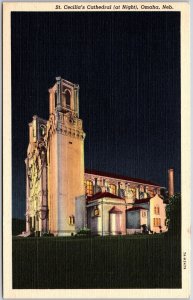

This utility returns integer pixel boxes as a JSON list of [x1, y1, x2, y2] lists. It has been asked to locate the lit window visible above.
[[153, 218, 161, 227], [109, 184, 116, 195], [85, 180, 93, 196], [68, 215, 75, 225], [154, 205, 160, 215]]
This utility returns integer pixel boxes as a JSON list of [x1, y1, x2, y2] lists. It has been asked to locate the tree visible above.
[[165, 193, 181, 235]]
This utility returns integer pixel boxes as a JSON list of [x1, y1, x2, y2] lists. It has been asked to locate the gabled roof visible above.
[[85, 169, 160, 186], [109, 206, 123, 214], [126, 206, 148, 212], [87, 192, 124, 202], [134, 198, 151, 204]]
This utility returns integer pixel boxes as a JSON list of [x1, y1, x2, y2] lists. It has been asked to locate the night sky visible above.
[[11, 12, 181, 219]]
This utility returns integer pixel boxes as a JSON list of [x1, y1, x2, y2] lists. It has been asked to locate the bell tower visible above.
[[48, 77, 85, 236]]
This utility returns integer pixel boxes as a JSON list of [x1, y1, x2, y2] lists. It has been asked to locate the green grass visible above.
[[12, 233, 181, 289]]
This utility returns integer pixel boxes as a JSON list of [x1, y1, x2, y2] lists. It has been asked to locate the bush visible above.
[[77, 227, 91, 236], [166, 193, 181, 235], [42, 232, 54, 237]]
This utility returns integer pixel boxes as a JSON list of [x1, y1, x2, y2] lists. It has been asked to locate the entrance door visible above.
[[109, 213, 122, 235]]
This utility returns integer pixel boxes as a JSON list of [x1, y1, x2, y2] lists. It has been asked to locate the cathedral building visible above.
[[24, 77, 171, 237]]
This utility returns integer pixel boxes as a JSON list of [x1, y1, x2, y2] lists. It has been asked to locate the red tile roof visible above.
[[126, 206, 148, 211], [134, 198, 151, 204], [109, 206, 123, 214], [87, 192, 124, 202], [85, 169, 160, 186]]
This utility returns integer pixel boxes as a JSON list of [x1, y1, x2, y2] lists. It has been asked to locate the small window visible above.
[[153, 218, 161, 227], [154, 205, 160, 215], [55, 92, 57, 107], [32, 128, 36, 137], [68, 215, 75, 225], [85, 180, 93, 196]]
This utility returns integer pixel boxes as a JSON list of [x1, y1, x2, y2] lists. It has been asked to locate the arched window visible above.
[[85, 180, 93, 196], [55, 91, 58, 107], [109, 184, 116, 195], [154, 205, 160, 215], [65, 90, 71, 108]]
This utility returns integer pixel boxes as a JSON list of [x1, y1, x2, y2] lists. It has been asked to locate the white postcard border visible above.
[[3, 2, 190, 299]]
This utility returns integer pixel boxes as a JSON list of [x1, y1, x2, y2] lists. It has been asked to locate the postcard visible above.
[[3, 1, 190, 298]]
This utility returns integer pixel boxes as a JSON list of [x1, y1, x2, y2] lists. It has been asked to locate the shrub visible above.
[[42, 232, 54, 237], [77, 227, 91, 235], [166, 193, 181, 235]]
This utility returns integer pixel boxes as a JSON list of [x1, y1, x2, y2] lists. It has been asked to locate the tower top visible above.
[[49, 77, 79, 92], [48, 77, 80, 117]]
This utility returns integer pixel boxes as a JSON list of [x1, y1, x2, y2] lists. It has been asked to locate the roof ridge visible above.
[[87, 191, 125, 202], [85, 168, 161, 186]]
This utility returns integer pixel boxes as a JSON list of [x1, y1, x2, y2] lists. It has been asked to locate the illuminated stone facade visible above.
[[25, 78, 85, 236], [25, 77, 168, 236], [25, 116, 48, 234]]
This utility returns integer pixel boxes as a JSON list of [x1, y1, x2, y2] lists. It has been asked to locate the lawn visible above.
[[12, 233, 181, 289]]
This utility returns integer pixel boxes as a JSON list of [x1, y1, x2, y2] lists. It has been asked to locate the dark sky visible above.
[[11, 12, 181, 219]]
